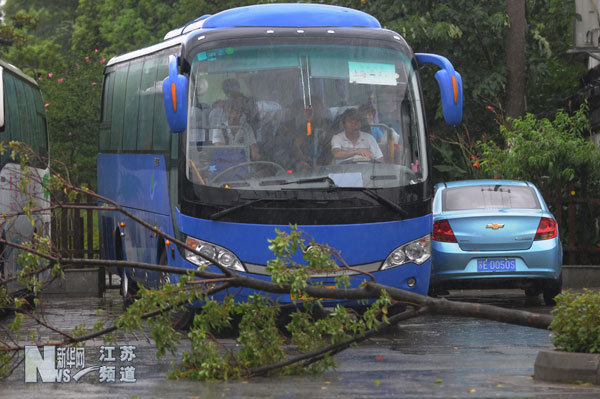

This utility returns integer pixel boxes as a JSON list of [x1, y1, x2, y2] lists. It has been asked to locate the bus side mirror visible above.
[[162, 55, 188, 133], [0, 66, 4, 128], [415, 53, 462, 126]]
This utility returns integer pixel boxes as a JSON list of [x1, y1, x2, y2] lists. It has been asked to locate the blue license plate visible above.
[[477, 258, 516, 272]]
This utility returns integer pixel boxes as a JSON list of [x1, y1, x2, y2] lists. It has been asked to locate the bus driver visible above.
[[331, 108, 383, 164]]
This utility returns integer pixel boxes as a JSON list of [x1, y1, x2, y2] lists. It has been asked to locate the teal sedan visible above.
[[430, 180, 563, 305]]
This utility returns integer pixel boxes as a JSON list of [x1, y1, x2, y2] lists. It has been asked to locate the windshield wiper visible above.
[[209, 198, 266, 220], [210, 177, 336, 220], [283, 176, 407, 217], [357, 187, 408, 217], [280, 176, 337, 189]]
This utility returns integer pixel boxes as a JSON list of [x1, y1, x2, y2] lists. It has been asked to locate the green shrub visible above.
[[478, 104, 600, 193], [549, 289, 600, 353]]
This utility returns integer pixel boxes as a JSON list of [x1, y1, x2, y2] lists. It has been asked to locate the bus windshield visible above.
[[186, 43, 426, 191]]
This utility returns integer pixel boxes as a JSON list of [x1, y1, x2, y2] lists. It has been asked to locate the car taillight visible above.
[[432, 219, 457, 242], [534, 217, 557, 240]]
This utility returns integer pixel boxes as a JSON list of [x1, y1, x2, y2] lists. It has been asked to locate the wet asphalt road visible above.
[[1, 289, 600, 398]]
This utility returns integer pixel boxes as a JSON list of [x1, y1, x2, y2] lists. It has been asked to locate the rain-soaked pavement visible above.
[[1, 288, 600, 398]]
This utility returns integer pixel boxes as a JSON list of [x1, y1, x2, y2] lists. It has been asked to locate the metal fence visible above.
[[50, 194, 104, 292], [51, 194, 100, 259], [543, 183, 600, 265]]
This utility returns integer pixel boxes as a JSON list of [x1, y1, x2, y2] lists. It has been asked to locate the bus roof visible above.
[[0, 59, 39, 87], [164, 3, 380, 40], [203, 4, 380, 28], [106, 37, 182, 67]]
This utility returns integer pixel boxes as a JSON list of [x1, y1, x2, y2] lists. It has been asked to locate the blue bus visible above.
[[0, 59, 50, 295], [98, 4, 462, 303]]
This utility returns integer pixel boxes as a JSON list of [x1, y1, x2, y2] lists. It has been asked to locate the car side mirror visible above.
[[162, 55, 188, 133], [415, 53, 463, 126]]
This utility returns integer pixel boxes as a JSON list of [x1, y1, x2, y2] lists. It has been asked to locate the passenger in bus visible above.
[[269, 97, 332, 170], [208, 77, 260, 139], [331, 108, 383, 164], [263, 99, 306, 170], [292, 97, 332, 169], [359, 103, 403, 163], [376, 85, 405, 132], [358, 103, 384, 142], [304, 97, 334, 165], [189, 78, 210, 146], [210, 98, 260, 161], [221, 78, 260, 131]]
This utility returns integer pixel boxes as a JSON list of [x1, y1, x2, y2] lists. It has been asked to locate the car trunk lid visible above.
[[446, 210, 543, 251]]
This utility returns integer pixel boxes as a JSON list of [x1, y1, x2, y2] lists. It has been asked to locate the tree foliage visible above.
[[343, 0, 587, 182], [477, 103, 600, 194], [37, 51, 104, 189], [72, 0, 175, 56]]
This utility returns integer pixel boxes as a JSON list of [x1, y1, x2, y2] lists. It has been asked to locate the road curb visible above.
[[534, 349, 600, 385], [563, 265, 600, 289], [42, 268, 103, 297]]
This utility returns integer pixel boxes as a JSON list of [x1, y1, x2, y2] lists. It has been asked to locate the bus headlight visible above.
[[380, 234, 431, 270], [185, 236, 245, 272]]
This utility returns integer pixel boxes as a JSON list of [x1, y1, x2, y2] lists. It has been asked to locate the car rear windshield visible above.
[[443, 185, 541, 211]]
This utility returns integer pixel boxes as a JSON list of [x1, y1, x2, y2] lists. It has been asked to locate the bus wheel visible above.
[[116, 235, 137, 307], [121, 269, 139, 308], [158, 251, 194, 330]]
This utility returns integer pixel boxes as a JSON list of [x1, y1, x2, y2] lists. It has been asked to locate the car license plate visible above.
[[477, 258, 516, 272]]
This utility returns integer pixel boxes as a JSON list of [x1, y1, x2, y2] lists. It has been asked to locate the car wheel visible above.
[[524, 286, 542, 297], [542, 273, 563, 306]]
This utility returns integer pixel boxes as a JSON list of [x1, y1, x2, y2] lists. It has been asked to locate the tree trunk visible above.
[[506, 0, 526, 118]]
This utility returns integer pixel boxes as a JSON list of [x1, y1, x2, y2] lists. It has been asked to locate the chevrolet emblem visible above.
[[486, 223, 505, 230]]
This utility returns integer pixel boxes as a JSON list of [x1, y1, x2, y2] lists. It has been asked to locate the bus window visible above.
[[153, 57, 170, 152], [100, 72, 115, 151], [4, 73, 20, 143], [139, 58, 159, 151], [123, 61, 143, 151], [110, 65, 128, 151]]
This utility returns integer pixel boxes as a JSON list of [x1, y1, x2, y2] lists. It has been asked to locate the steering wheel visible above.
[[338, 154, 374, 164], [210, 161, 287, 184]]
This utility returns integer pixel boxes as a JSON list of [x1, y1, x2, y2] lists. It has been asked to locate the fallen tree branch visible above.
[[246, 306, 427, 377], [366, 283, 553, 329], [2, 250, 552, 331], [0, 282, 232, 352]]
